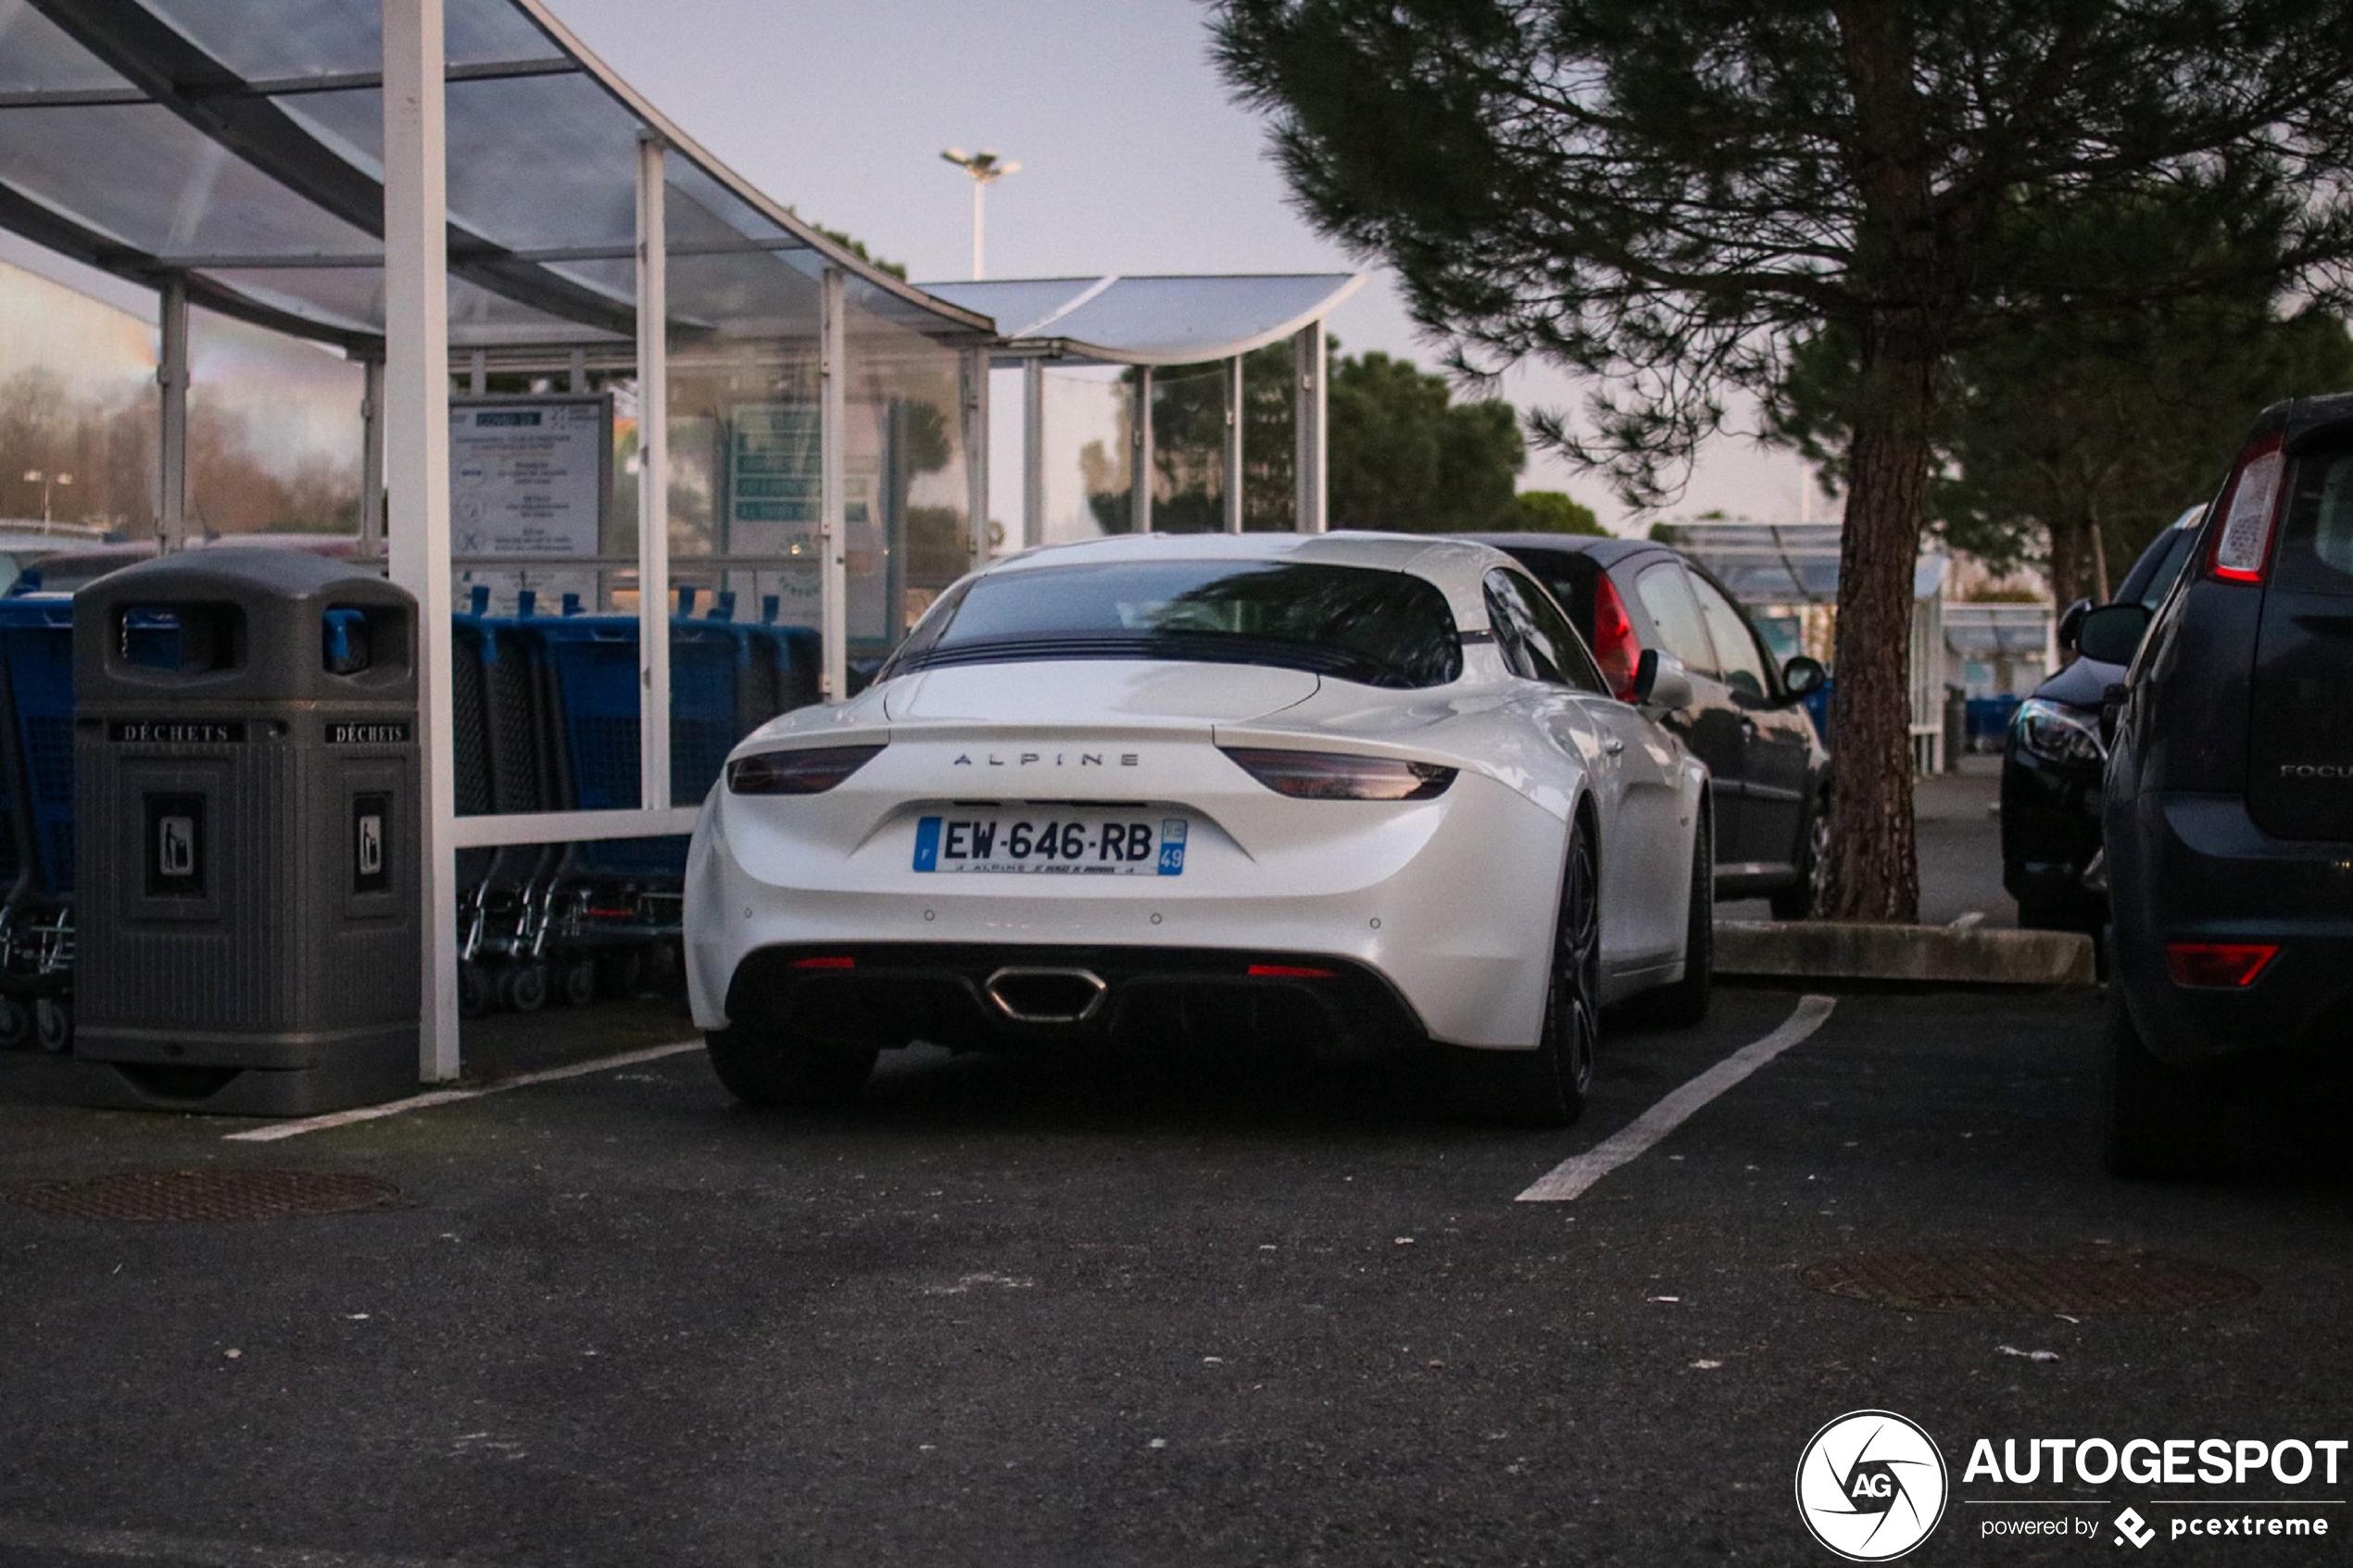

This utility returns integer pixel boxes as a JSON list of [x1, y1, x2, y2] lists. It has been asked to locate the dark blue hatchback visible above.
[[2087, 393, 2353, 1174]]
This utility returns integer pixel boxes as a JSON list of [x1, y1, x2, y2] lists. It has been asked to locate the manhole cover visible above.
[[3, 1169, 405, 1223], [1799, 1248, 2258, 1315]]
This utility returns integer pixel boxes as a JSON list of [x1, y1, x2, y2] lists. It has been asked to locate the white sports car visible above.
[[685, 532, 1711, 1124]]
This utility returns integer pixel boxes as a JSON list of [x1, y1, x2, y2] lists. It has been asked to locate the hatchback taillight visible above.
[[725, 745, 885, 795], [1221, 747, 1456, 800], [2209, 434, 2286, 583], [2163, 942, 2278, 988], [1592, 573, 1641, 701]]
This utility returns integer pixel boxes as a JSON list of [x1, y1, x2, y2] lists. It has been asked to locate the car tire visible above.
[[2102, 991, 2224, 1180], [1451, 816, 1598, 1128], [705, 1023, 879, 1110], [1768, 794, 1831, 920], [1633, 809, 1713, 1027]]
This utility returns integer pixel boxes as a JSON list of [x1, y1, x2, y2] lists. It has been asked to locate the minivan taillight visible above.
[[2209, 434, 2286, 583], [1592, 573, 1641, 701]]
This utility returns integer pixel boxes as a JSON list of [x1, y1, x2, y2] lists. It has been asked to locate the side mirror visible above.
[[1780, 655, 1827, 699], [2057, 596, 2092, 653], [1632, 647, 1692, 711], [2076, 603, 2152, 666]]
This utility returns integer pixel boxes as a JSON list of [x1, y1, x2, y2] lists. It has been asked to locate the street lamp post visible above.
[[939, 147, 1020, 281], [21, 469, 71, 528]]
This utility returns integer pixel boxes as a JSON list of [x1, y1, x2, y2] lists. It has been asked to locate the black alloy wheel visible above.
[[1771, 795, 1831, 920], [1452, 817, 1599, 1127]]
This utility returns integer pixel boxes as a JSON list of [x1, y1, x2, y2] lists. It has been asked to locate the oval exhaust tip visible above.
[[984, 966, 1108, 1024]]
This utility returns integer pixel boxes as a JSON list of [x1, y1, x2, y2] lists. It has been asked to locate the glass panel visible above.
[[186, 306, 362, 536], [274, 75, 644, 252], [1039, 364, 1130, 545], [1239, 341, 1296, 531], [846, 307, 968, 661], [142, 0, 552, 82], [0, 105, 377, 258], [0, 0, 132, 93], [1147, 362, 1227, 534]]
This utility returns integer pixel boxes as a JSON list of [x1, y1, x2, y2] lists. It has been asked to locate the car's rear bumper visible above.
[[684, 770, 1569, 1050], [2110, 791, 2353, 1062], [721, 942, 1425, 1060]]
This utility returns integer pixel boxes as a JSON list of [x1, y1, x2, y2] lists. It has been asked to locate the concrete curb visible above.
[[1714, 919, 2096, 987]]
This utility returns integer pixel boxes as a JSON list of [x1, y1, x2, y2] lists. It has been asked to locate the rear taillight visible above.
[[1247, 962, 1339, 979], [1592, 573, 1641, 701], [1220, 747, 1456, 800], [725, 744, 885, 795], [2209, 434, 2285, 583], [2163, 942, 2278, 988]]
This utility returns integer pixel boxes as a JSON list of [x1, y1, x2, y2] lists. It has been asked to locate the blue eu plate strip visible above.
[[912, 815, 942, 872], [1158, 817, 1187, 876]]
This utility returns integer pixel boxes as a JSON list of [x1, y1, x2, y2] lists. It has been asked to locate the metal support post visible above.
[[157, 275, 189, 552], [1021, 358, 1045, 548], [567, 346, 587, 395], [467, 348, 487, 396], [383, 0, 459, 1083], [962, 345, 989, 573], [359, 357, 385, 560], [1294, 320, 1326, 533], [635, 132, 672, 807], [819, 267, 849, 702], [1224, 355, 1245, 533], [1130, 366, 1153, 534]]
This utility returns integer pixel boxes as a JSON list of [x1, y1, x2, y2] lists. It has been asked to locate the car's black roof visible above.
[[1453, 532, 1660, 570], [2251, 391, 2353, 452]]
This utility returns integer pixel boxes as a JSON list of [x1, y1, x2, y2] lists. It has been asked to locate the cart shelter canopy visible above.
[[0, 0, 994, 353], [921, 273, 1363, 367]]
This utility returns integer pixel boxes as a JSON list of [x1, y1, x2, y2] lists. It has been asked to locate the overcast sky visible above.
[[542, 0, 1819, 534]]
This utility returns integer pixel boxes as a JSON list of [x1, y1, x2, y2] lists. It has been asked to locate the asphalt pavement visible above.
[[4, 971, 2349, 1567]]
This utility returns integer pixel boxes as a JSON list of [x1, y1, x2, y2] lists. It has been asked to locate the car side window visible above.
[[1634, 562, 1718, 678], [1507, 571, 1610, 696], [1482, 571, 1560, 684], [1687, 572, 1771, 699]]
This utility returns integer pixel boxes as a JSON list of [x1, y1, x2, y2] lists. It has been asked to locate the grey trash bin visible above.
[[71, 549, 421, 1114]]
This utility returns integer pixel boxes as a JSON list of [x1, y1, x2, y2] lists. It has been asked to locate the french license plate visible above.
[[912, 812, 1188, 876]]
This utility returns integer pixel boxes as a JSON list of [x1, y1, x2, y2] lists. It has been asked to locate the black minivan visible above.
[[2085, 394, 2353, 1174]]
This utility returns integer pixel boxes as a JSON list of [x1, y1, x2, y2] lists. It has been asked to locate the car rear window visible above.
[[881, 560, 1464, 689], [2276, 449, 2353, 596]]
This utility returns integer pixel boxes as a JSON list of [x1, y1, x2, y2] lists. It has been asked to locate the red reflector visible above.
[[2163, 943, 2277, 988], [1247, 963, 1338, 979], [790, 956, 857, 971]]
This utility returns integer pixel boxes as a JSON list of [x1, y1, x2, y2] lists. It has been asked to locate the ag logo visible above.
[[1794, 1410, 1949, 1561]]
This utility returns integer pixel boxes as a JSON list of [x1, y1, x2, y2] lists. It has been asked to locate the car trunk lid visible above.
[[2248, 438, 2353, 840]]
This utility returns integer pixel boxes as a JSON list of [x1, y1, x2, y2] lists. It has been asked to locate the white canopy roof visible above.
[[919, 272, 1364, 367]]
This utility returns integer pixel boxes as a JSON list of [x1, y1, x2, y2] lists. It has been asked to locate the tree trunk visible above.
[[1823, 324, 1936, 923], [2046, 511, 2089, 607]]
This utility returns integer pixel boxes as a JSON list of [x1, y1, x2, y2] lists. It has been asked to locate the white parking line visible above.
[[1514, 995, 1837, 1202], [221, 1040, 703, 1144], [0, 1515, 481, 1566]]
